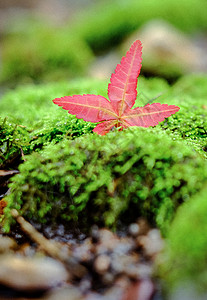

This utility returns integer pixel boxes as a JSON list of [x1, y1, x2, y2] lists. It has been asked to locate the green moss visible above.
[[162, 185, 207, 291], [3, 128, 207, 232], [157, 75, 207, 158], [134, 75, 207, 159], [0, 79, 107, 127], [0, 117, 30, 168], [0, 79, 107, 153], [161, 104, 207, 158], [1, 75, 207, 159]]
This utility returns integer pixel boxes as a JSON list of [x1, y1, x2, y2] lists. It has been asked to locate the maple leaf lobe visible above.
[[108, 40, 142, 114], [53, 94, 116, 123], [123, 103, 180, 127]]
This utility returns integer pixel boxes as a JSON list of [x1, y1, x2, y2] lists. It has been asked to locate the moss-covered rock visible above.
[[3, 128, 207, 233], [161, 185, 207, 292]]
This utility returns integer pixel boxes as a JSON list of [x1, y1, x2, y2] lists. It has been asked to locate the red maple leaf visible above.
[[53, 40, 180, 135]]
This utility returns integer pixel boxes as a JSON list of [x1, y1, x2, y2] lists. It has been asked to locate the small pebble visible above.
[[94, 254, 111, 274], [95, 229, 119, 254], [73, 238, 93, 262], [125, 263, 152, 279], [0, 236, 17, 253], [102, 272, 114, 285], [146, 229, 164, 256], [0, 255, 68, 291], [128, 223, 140, 237], [55, 224, 65, 236], [137, 229, 164, 257], [103, 285, 125, 300], [137, 218, 150, 235], [46, 286, 84, 300], [79, 277, 92, 293]]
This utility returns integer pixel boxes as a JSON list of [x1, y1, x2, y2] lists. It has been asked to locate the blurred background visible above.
[[0, 0, 207, 88]]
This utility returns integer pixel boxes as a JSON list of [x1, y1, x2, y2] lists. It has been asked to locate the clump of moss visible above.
[[26, 115, 95, 153], [0, 79, 107, 154], [0, 79, 107, 128], [158, 75, 207, 158], [134, 75, 207, 158], [161, 101, 207, 158], [3, 128, 207, 233], [0, 117, 29, 168], [161, 185, 207, 292]]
